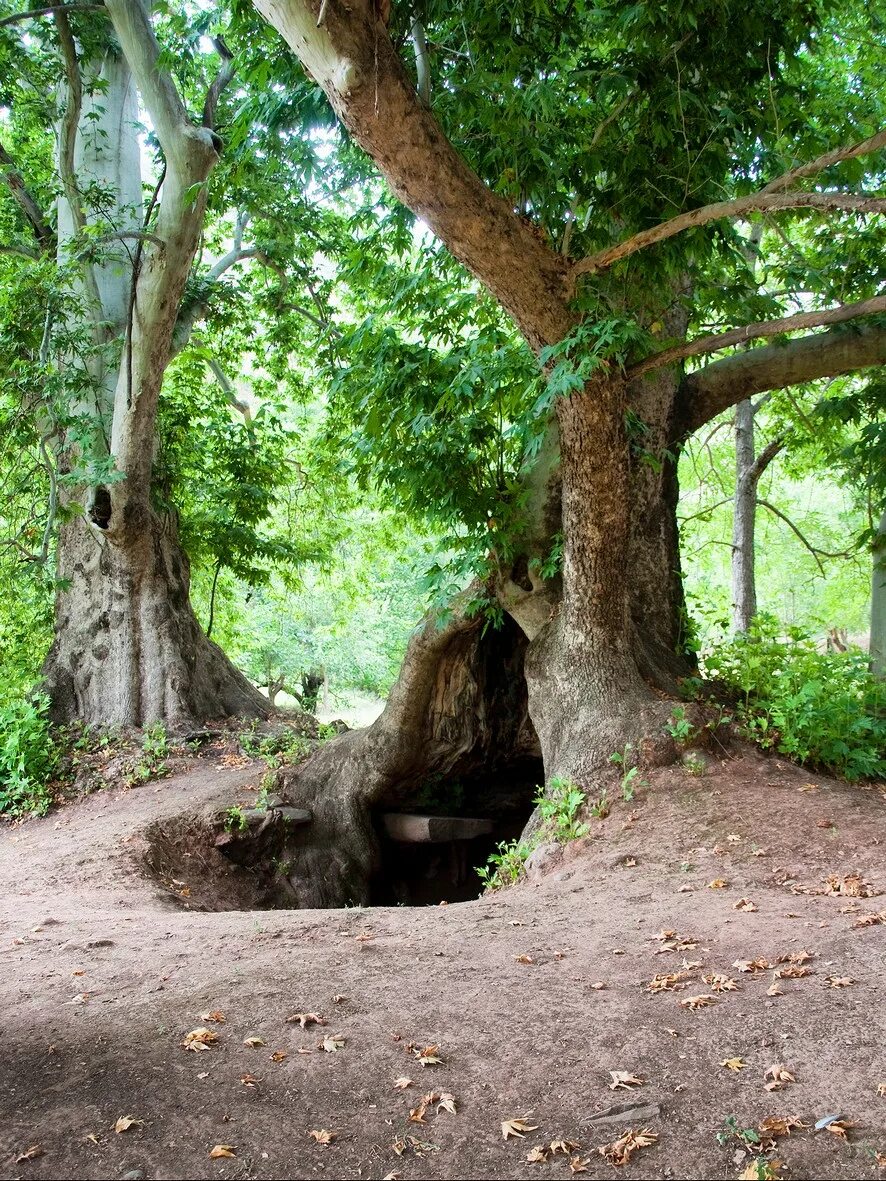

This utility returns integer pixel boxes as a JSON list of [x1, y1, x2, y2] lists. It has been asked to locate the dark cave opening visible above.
[[368, 755, 543, 905]]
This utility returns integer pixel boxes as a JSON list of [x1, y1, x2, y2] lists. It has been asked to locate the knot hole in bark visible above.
[[88, 486, 112, 530]]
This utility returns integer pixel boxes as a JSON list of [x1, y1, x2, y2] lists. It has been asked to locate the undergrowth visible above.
[[0, 694, 58, 817], [703, 619, 886, 781]]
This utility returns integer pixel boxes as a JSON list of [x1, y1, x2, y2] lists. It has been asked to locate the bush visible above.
[[0, 694, 58, 817], [703, 621, 886, 781]]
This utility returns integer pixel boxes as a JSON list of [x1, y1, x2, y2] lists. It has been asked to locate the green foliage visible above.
[[475, 839, 536, 891], [534, 776, 590, 841], [224, 804, 248, 834], [610, 745, 645, 801], [126, 724, 170, 786], [665, 706, 696, 745], [238, 726, 313, 769], [704, 620, 886, 780], [0, 693, 57, 817]]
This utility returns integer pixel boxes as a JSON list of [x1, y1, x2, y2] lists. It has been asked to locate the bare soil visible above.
[[1, 745, 885, 1181]]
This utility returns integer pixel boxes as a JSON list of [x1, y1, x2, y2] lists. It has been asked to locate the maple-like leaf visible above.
[[826, 975, 854, 987], [308, 1129, 336, 1144], [720, 1058, 746, 1072], [270, 1050, 288, 1062], [774, 964, 811, 979], [550, 1139, 579, 1155], [502, 1118, 539, 1139], [393, 1076, 413, 1089], [15, 1146, 43, 1163], [199, 1010, 225, 1024], [733, 958, 772, 973], [764, 1064, 796, 1090], [609, 1071, 644, 1090], [288, 1011, 326, 1028], [181, 1027, 218, 1051], [738, 1161, 782, 1180], [704, 973, 738, 992], [708, 879, 728, 889], [321, 1034, 345, 1052], [570, 1156, 591, 1174], [526, 1145, 549, 1162], [734, 898, 758, 912], [824, 1119, 857, 1141], [759, 1116, 809, 1137], [679, 994, 716, 1010], [414, 1044, 443, 1066], [240, 1072, 261, 1087], [436, 1092, 457, 1114], [243, 1035, 266, 1048], [597, 1128, 657, 1166], [114, 1116, 143, 1134]]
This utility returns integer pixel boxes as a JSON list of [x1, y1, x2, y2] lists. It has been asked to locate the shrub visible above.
[[703, 622, 886, 781], [0, 693, 58, 817]]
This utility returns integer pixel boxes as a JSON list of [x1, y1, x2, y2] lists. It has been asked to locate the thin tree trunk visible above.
[[871, 510, 886, 677], [732, 399, 758, 632]]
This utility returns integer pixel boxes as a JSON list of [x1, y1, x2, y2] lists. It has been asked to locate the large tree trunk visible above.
[[871, 510, 886, 678], [44, 511, 267, 726], [41, 7, 267, 727]]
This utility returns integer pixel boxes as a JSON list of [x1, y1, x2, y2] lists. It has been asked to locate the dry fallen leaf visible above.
[[308, 1129, 336, 1144], [704, 973, 738, 992], [113, 1116, 143, 1134], [853, 912, 886, 928], [759, 1116, 809, 1137], [738, 1161, 782, 1180], [733, 958, 772, 973], [775, 964, 811, 979], [764, 1063, 796, 1090], [321, 1034, 345, 1052], [877, 1083, 886, 1097], [526, 1145, 549, 1162], [570, 1156, 591, 1174], [270, 1050, 288, 1063], [240, 1072, 261, 1087], [708, 878, 729, 889], [502, 1117, 539, 1140], [824, 1119, 857, 1141], [181, 1027, 218, 1052], [393, 1076, 413, 1089], [734, 898, 758, 912], [720, 1057, 746, 1072], [826, 975, 854, 988], [436, 1092, 457, 1114], [243, 1035, 266, 1048], [209, 1145, 236, 1158], [550, 1140, 579, 1155], [199, 1010, 226, 1023], [825, 872, 874, 898], [288, 1011, 326, 1028], [678, 994, 717, 1010], [515, 954, 535, 964], [609, 1071, 644, 1090], [414, 1044, 443, 1066], [647, 971, 692, 992], [597, 1127, 657, 1166], [15, 1146, 43, 1163], [766, 981, 784, 997]]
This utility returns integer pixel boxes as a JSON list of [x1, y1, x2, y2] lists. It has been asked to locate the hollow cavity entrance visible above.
[[369, 756, 542, 906]]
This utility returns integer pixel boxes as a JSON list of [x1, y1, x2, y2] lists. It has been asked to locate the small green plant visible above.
[[224, 805, 248, 833], [588, 789, 610, 819], [534, 776, 589, 841], [682, 750, 708, 776], [609, 744, 646, 801], [127, 722, 170, 785], [239, 727, 313, 769], [0, 694, 58, 817], [665, 705, 695, 744], [317, 722, 340, 742], [476, 839, 537, 890], [715, 1116, 776, 1179]]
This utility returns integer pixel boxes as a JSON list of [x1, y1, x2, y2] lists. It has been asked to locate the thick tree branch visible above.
[[252, 0, 573, 351], [104, 0, 215, 177], [760, 128, 886, 194], [574, 191, 886, 277], [202, 36, 235, 130], [680, 322, 886, 434], [755, 499, 853, 574], [0, 141, 54, 252], [0, 3, 102, 27], [629, 294, 886, 379]]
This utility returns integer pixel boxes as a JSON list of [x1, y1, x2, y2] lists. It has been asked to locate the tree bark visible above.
[[731, 400, 759, 633], [274, 607, 538, 906], [871, 510, 886, 678], [42, 8, 269, 727]]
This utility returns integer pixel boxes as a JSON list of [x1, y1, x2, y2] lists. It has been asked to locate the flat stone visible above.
[[382, 813, 493, 843], [584, 1101, 661, 1129], [274, 807, 312, 825]]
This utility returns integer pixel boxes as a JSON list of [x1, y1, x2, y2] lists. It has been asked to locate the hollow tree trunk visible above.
[[274, 608, 537, 906], [44, 511, 267, 726]]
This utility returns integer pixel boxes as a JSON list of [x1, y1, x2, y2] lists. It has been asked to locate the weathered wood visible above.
[[382, 813, 493, 844]]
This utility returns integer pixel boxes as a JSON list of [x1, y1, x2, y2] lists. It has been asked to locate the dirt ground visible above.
[[1, 744, 885, 1181]]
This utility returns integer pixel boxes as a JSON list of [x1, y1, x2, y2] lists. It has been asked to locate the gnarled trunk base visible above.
[[44, 513, 269, 728]]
